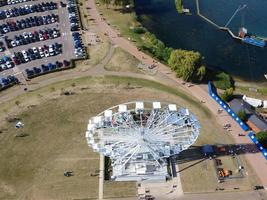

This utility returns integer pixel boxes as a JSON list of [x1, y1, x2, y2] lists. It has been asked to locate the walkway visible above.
[[0, 0, 266, 198], [88, 0, 267, 187], [99, 154, 104, 200]]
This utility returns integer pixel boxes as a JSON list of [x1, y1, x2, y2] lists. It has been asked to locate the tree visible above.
[[168, 49, 203, 81], [213, 72, 233, 90], [100, 0, 111, 8], [237, 109, 247, 121], [196, 65, 206, 82], [221, 87, 233, 102], [256, 131, 267, 148], [113, 0, 130, 7]]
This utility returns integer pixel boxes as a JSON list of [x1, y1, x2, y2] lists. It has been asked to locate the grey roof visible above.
[[247, 114, 267, 131], [229, 98, 253, 114], [229, 98, 267, 131]]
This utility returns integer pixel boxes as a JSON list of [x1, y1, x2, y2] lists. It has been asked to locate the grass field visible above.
[[0, 76, 260, 198], [105, 47, 142, 73], [96, 1, 145, 46]]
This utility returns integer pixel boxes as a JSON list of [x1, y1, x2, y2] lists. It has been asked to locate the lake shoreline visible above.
[[135, 0, 267, 82]]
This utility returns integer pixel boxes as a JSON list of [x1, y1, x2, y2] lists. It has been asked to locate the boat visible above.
[[242, 37, 265, 48], [239, 27, 265, 47]]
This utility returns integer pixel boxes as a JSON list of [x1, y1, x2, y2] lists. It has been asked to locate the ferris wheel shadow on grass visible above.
[[175, 143, 260, 172]]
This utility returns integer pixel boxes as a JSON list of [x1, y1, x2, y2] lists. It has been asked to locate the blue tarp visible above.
[[202, 145, 214, 155], [243, 37, 265, 48]]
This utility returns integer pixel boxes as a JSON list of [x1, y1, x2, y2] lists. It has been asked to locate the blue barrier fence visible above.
[[208, 81, 249, 131], [248, 132, 267, 160]]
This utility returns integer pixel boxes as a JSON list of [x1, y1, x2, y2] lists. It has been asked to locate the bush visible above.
[[141, 32, 173, 63], [213, 72, 233, 90], [132, 27, 146, 34], [221, 87, 233, 102], [256, 131, 267, 148], [196, 65, 206, 82], [237, 109, 247, 121]]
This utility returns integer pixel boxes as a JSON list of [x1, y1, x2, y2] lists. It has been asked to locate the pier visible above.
[[195, 0, 242, 41]]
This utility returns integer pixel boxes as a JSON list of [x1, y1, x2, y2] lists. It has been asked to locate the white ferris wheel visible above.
[[85, 101, 200, 181]]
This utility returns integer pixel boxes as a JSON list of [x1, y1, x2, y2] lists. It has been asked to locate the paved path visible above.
[[0, 1, 266, 199], [88, 0, 267, 187], [99, 154, 104, 200]]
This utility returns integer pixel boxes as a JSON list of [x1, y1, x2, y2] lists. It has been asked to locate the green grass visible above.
[[97, 2, 144, 46], [105, 47, 142, 73], [104, 181, 136, 198], [235, 85, 267, 99], [0, 75, 242, 198], [105, 75, 212, 118]]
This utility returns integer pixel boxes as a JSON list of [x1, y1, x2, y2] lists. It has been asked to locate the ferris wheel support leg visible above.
[[98, 154, 104, 200]]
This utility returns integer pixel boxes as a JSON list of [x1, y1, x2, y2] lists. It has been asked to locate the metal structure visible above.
[[224, 4, 247, 28], [85, 101, 200, 181]]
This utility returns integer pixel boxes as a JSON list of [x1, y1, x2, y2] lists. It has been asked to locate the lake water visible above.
[[135, 0, 267, 81]]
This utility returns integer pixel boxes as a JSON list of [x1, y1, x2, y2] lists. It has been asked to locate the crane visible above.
[[224, 4, 247, 28]]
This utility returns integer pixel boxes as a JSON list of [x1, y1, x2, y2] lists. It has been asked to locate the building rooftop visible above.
[[229, 98, 267, 132]]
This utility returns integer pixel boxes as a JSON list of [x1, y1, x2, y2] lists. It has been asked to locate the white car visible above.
[[53, 31, 58, 38], [22, 50, 27, 56], [6, 61, 13, 69], [39, 34, 44, 41], [32, 47, 38, 54], [49, 48, 54, 56], [11, 40, 16, 47], [39, 51, 45, 58], [1, 64, 6, 70], [24, 57, 29, 62], [3, 27, 9, 33], [44, 51, 50, 57], [23, 32, 28, 39]]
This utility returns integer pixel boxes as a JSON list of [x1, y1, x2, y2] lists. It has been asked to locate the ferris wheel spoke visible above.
[[145, 144, 166, 168], [113, 143, 140, 166], [147, 111, 175, 133], [149, 115, 188, 136], [86, 101, 200, 180]]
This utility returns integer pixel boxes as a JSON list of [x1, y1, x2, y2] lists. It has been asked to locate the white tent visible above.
[[242, 95, 262, 108]]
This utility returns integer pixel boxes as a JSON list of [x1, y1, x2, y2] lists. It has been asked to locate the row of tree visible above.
[[100, 0, 131, 8], [139, 32, 206, 82]]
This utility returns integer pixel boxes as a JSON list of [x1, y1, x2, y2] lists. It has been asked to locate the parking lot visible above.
[[0, 0, 85, 87]]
